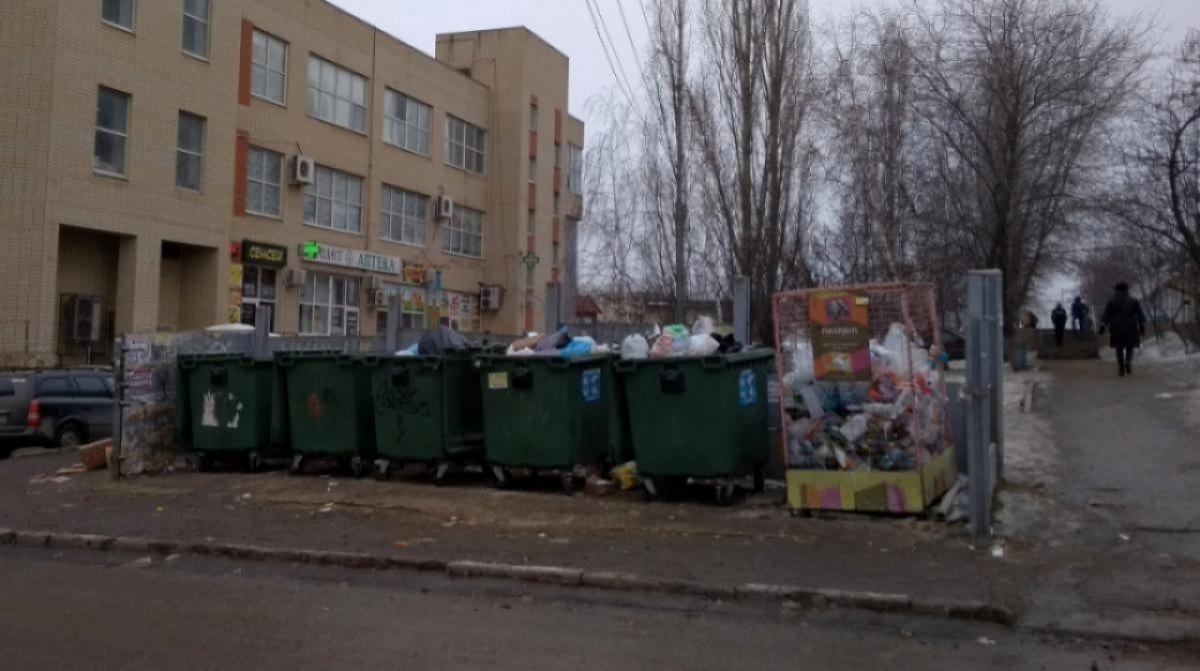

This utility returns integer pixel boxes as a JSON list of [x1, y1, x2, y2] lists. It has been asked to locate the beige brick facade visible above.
[[0, 0, 584, 368]]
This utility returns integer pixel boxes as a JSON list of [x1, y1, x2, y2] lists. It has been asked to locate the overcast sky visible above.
[[330, 0, 1199, 123]]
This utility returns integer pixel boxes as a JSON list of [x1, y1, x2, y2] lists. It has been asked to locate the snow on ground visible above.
[[1098, 331, 1200, 369]]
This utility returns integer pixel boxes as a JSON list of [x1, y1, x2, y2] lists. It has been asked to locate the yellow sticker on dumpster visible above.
[[488, 372, 509, 390]]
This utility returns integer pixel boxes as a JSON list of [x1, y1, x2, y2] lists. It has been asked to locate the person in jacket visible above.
[[1100, 282, 1147, 378], [1070, 296, 1088, 333], [1051, 303, 1068, 347]]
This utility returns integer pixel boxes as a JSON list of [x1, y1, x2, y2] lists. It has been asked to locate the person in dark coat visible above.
[[1099, 282, 1147, 378], [1051, 303, 1068, 347], [1070, 296, 1086, 332]]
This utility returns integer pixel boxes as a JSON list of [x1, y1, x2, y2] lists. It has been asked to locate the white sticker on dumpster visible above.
[[738, 370, 758, 406], [581, 369, 602, 404], [488, 372, 509, 390]]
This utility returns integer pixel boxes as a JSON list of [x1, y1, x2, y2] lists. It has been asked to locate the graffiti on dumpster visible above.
[[581, 369, 602, 404], [738, 369, 759, 407]]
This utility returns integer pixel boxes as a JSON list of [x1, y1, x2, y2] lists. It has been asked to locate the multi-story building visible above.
[[0, 0, 585, 367]]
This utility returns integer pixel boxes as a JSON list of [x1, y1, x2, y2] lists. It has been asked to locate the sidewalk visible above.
[[0, 448, 1029, 617]]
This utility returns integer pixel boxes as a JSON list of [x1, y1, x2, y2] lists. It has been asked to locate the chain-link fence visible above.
[[772, 283, 951, 479]]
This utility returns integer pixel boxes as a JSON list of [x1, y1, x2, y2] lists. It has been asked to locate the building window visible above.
[[102, 0, 134, 30], [251, 30, 287, 105], [240, 266, 277, 331], [182, 0, 209, 58], [445, 116, 486, 174], [555, 144, 562, 168], [300, 272, 360, 336], [308, 56, 366, 133], [376, 284, 427, 333], [530, 105, 538, 131], [442, 206, 483, 258], [94, 87, 130, 176], [554, 194, 561, 215], [303, 165, 363, 233], [381, 185, 428, 247], [527, 211, 535, 235], [246, 147, 282, 217], [529, 156, 537, 183], [568, 144, 584, 195], [175, 112, 204, 190], [383, 90, 431, 156]]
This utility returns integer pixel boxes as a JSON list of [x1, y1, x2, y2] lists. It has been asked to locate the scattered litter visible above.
[[990, 544, 1005, 559], [123, 557, 154, 570], [29, 474, 74, 485], [1118, 533, 1131, 542], [241, 493, 253, 500], [165, 554, 182, 563], [56, 464, 87, 476], [537, 533, 547, 538], [318, 504, 335, 514], [977, 637, 996, 646], [1154, 392, 1176, 400]]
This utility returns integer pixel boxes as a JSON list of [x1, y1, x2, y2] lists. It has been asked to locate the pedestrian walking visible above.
[[1051, 303, 1068, 347], [1099, 282, 1147, 378], [1070, 296, 1086, 332]]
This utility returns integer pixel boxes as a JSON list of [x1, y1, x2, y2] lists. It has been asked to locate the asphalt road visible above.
[[0, 546, 1186, 670]]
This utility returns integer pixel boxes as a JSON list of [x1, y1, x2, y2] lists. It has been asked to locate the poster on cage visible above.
[[808, 290, 871, 382]]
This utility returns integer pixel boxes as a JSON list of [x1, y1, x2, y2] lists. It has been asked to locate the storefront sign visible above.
[[242, 241, 288, 268], [298, 241, 400, 275], [403, 263, 427, 285], [808, 291, 871, 382]]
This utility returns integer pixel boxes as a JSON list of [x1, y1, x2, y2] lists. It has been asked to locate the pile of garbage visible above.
[[619, 317, 743, 360], [783, 323, 948, 473], [503, 328, 610, 359]]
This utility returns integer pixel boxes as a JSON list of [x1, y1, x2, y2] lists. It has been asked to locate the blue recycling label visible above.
[[581, 368, 602, 404], [738, 369, 758, 406]]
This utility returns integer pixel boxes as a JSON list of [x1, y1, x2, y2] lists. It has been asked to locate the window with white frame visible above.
[[381, 185, 427, 247], [303, 164, 363, 233], [383, 90, 431, 155], [529, 105, 538, 131], [442, 206, 483, 258], [568, 144, 584, 195], [529, 156, 536, 183], [308, 56, 366, 133], [445, 116, 486, 174], [182, 0, 209, 58], [245, 146, 282, 217], [175, 112, 204, 190], [94, 87, 130, 176], [251, 30, 287, 105], [102, 0, 133, 30], [300, 272, 360, 336]]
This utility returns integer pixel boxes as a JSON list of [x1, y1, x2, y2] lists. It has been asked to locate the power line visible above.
[[615, 0, 646, 86], [584, 0, 638, 106], [588, 0, 640, 103]]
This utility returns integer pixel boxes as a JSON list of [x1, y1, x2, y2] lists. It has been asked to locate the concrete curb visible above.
[[0, 527, 1015, 627]]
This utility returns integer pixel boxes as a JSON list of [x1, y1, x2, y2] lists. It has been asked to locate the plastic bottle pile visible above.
[[782, 323, 948, 472]]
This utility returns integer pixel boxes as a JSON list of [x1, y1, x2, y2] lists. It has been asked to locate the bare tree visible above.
[[827, 10, 919, 283], [689, 0, 821, 340], [905, 0, 1149, 334]]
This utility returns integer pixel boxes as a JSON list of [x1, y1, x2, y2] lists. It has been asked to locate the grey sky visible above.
[[330, 0, 1197, 126]]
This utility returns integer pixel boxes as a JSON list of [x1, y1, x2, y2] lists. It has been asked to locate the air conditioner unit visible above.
[[366, 276, 386, 292], [70, 296, 103, 342], [283, 268, 307, 287], [436, 195, 455, 220], [291, 155, 315, 185], [369, 289, 389, 308], [480, 286, 502, 312]]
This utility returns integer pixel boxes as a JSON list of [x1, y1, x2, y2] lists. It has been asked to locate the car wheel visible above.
[[57, 423, 85, 449]]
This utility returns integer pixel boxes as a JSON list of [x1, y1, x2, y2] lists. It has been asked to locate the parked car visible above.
[[0, 369, 115, 457]]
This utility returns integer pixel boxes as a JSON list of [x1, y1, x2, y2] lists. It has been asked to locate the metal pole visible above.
[[110, 335, 126, 480], [986, 272, 1005, 483], [253, 308, 270, 359], [966, 271, 993, 539], [385, 295, 401, 354], [733, 277, 750, 345]]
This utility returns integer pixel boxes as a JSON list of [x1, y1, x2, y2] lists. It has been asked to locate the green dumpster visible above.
[[477, 355, 613, 491], [364, 352, 486, 483], [615, 350, 774, 505], [177, 354, 280, 472], [276, 352, 375, 476]]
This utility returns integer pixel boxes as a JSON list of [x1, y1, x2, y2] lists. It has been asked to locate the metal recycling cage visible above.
[[772, 283, 956, 514]]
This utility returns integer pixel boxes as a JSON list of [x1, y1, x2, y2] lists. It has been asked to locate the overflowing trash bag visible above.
[[783, 322, 948, 473], [504, 327, 609, 358], [619, 315, 742, 360], [417, 326, 470, 355]]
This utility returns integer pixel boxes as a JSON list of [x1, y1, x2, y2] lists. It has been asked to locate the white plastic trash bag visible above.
[[620, 334, 650, 360], [688, 334, 720, 356]]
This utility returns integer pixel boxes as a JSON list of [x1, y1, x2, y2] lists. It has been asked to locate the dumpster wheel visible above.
[[195, 453, 212, 473], [714, 480, 737, 507], [560, 473, 578, 495], [374, 459, 393, 481], [288, 454, 305, 476], [643, 477, 661, 502], [350, 456, 368, 479], [245, 451, 262, 474], [489, 465, 511, 490], [430, 462, 452, 487]]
